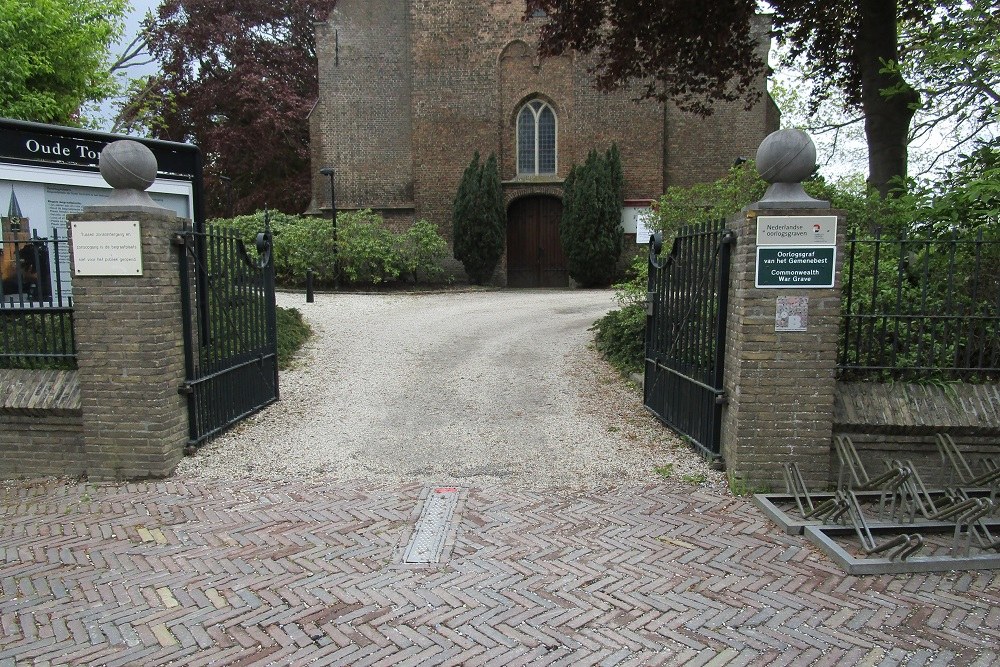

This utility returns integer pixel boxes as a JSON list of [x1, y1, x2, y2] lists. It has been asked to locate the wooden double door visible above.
[[506, 196, 568, 288]]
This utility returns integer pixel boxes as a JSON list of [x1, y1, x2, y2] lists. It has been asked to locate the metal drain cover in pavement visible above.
[[402, 487, 461, 564]]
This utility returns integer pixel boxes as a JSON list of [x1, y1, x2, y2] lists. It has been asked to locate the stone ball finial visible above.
[[756, 129, 817, 184], [85, 139, 170, 214], [99, 140, 158, 191], [749, 128, 829, 210]]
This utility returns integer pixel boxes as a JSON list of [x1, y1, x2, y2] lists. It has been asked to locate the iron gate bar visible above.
[[643, 219, 734, 461], [177, 219, 278, 447]]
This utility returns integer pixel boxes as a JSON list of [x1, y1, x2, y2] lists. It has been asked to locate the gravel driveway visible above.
[[176, 289, 723, 491]]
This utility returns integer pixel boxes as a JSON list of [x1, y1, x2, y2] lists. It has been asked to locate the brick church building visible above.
[[308, 0, 779, 286]]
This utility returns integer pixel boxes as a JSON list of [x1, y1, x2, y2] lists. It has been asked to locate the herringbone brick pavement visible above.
[[1, 478, 997, 666]]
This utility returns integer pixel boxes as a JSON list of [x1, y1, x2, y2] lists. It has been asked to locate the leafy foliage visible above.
[[216, 211, 333, 286], [591, 255, 647, 375], [560, 146, 624, 287], [840, 229, 1000, 381], [122, 0, 336, 216], [528, 0, 940, 195], [593, 304, 645, 375], [214, 210, 449, 288], [276, 306, 311, 369], [397, 220, 449, 284], [0, 312, 76, 370], [596, 156, 1000, 382], [452, 152, 506, 284], [651, 161, 766, 244], [895, 142, 1000, 233], [529, 0, 763, 116], [337, 212, 401, 285], [885, 0, 1000, 168], [0, 0, 126, 125]]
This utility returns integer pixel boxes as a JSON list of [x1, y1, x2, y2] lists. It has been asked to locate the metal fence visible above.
[[839, 228, 1000, 381], [0, 232, 75, 369], [644, 219, 734, 460], [178, 222, 278, 446]]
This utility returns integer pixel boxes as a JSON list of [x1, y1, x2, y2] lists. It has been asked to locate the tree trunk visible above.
[[857, 0, 918, 197]]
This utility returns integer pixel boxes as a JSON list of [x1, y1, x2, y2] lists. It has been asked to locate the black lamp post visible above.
[[319, 166, 339, 289]]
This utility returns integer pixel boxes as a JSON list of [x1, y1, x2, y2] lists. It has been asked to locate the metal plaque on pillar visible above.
[[71, 220, 143, 276]]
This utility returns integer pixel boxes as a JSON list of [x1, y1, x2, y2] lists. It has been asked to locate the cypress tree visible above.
[[452, 151, 506, 284], [560, 146, 624, 287], [452, 151, 480, 269]]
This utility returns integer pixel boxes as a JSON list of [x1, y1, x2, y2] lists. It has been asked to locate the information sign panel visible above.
[[756, 247, 835, 288], [757, 215, 837, 246]]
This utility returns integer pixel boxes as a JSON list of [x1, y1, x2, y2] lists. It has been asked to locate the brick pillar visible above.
[[68, 208, 188, 480], [720, 206, 847, 490]]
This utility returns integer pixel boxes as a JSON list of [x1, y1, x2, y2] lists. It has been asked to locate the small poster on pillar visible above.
[[71, 220, 143, 276], [775, 296, 808, 332]]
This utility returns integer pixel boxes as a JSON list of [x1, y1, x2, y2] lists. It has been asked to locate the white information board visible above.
[[71, 220, 143, 276], [622, 206, 656, 245], [756, 215, 837, 246]]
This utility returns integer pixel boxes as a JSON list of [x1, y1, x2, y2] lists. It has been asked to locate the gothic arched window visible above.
[[517, 100, 557, 176]]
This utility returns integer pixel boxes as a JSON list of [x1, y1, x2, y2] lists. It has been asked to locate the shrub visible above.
[[651, 161, 766, 244], [211, 211, 334, 286], [592, 255, 648, 375], [593, 304, 645, 375], [397, 219, 449, 283], [337, 210, 400, 284], [561, 146, 624, 287], [453, 152, 506, 284], [211, 210, 450, 288], [276, 306, 311, 369]]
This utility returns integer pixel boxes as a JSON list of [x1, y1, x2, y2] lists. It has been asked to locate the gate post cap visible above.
[[100, 139, 157, 190], [756, 129, 816, 184], [751, 129, 829, 210], [86, 140, 171, 215]]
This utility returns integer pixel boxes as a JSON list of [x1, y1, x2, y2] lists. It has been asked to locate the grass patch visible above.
[[653, 463, 674, 479], [728, 474, 770, 496], [276, 306, 312, 369]]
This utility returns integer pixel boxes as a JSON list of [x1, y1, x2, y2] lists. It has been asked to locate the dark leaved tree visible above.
[[527, 0, 934, 197], [120, 0, 336, 216]]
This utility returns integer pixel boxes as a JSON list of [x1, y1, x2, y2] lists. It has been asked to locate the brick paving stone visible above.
[[2, 478, 1000, 666]]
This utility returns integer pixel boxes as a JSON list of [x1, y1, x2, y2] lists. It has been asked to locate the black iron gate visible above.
[[644, 219, 734, 461], [177, 221, 278, 447]]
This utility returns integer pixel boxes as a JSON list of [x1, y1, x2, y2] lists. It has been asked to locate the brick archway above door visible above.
[[507, 195, 567, 288]]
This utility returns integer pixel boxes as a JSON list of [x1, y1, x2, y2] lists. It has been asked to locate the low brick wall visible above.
[[0, 369, 85, 477], [833, 381, 1000, 487]]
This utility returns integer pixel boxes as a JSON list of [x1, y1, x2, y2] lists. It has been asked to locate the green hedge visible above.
[[211, 210, 449, 288]]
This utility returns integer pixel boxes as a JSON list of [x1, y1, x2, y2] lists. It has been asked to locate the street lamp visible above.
[[319, 166, 339, 289]]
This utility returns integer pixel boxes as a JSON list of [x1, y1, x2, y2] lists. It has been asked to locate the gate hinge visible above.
[[172, 234, 187, 247], [177, 383, 194, 395], [715, 393, 728, 406]]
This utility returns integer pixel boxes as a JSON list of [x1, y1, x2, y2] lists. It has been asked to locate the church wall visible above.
[[665, 16, 777, 189], [569, 52, 664, 201], [311, 1, 778, 281], [410, 0, 669, 246], [313, 0, 414, 213]]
